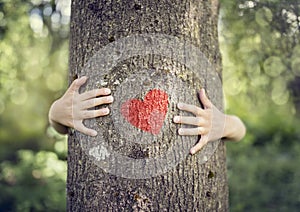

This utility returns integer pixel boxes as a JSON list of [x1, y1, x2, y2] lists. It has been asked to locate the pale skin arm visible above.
[[173, 88, 246, 155], [48, 76, 114, 136]]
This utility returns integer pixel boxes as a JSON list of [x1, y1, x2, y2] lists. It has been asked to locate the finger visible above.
[[69, 76, 88, 92], [199, 88, 212, 109], [178, 127, 207, 136], [81, 108, 110, 119], [190, 136, 209, 155], [81, 96, 114, 109], [74, 121, 98, 136], [79, 88, 111, 101], [173, 116, 205, 126], [177, 102, 204, 116]]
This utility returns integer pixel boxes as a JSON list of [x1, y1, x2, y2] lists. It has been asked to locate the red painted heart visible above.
[[120, 89, 169, 135]]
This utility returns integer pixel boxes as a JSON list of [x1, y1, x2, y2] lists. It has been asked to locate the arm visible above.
[[173, 88, 246, 155], [223, 114, 246, 142], [48, 76, 114, 136]]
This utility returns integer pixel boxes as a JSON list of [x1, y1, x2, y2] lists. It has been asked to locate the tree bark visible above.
[[67, 0, 228, 211]]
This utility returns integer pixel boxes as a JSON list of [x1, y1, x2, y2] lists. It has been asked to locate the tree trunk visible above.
[[67, 0, 228, 211]]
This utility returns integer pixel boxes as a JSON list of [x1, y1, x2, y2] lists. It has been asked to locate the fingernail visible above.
[[103, 108, 109, 114], [91, 131, 97, 136], [173, 116, 180, 123], [177, 103, 183, 109], [190, 149, 195, 155], [107, 96, 114, 102], [79, 76, 87, 82], [178, 128, 183, 135], [104, 88, 111, 94]]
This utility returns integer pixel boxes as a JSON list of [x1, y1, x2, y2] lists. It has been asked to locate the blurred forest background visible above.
[[0, 0, 299, 211]]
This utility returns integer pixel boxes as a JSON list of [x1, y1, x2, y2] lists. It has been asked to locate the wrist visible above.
[[223, 115, 246, 141], [48, 100, 59, 124], [48, 100, 69, 134]]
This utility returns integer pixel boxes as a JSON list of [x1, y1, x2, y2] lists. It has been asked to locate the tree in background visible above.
[[68, 0, 228, 211]]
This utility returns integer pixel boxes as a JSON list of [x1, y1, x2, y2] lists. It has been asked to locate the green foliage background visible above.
[[220, 0, 300, 211], [0, 0, 69, 211], [0, 0, 299, 211]]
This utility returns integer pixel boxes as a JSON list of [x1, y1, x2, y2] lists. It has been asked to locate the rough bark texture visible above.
[[67, 0, 228, 211]]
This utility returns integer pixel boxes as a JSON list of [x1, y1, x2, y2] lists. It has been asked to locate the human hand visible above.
[[173, 88, 226, 155], [48, 76, 114, 136]]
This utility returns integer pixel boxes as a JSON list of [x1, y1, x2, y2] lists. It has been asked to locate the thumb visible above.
[[190, 135, 208, 155], [68, 76, 88, 93], [199, 88, 212, 109], [75, 121, 98, 137]]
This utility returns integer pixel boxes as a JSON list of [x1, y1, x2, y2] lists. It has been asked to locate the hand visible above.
[[48, 76, 114, 136], [173, 88, 227, 155]]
